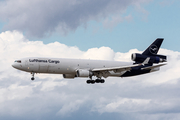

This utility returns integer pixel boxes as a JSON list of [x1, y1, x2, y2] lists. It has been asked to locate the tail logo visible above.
[[149, 45, 158, 54]]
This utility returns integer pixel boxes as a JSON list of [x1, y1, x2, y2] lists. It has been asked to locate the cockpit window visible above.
[[15, 60, 21, 63]]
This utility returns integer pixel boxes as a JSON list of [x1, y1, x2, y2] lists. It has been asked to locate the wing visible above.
[[92, 64, 140, 73], [92, 57, 151, 73], [141, 63, 167, 70]]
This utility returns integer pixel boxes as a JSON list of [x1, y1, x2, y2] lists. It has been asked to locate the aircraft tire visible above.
[[95, 79, 100, 83], [101, 79, 105, 83], [86, 80, 91, 84], [91, 80, 95, 84]]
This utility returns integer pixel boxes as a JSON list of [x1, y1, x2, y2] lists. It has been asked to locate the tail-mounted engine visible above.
[[131, 53, 167, 64]]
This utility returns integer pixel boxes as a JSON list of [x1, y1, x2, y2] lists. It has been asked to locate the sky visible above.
[[0, 0, 180, 120]]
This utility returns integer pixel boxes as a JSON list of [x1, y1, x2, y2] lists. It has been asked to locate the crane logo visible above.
[[149, 45, 158, 54]]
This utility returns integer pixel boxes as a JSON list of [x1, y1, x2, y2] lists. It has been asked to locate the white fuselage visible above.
[[12, 57, 133, 78], [11, 39, 167, 82]]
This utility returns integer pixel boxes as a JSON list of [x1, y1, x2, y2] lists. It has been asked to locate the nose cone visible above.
[[12, 62, 22, 70], [12, 60, 23, 70], [12, 63, 18, 69]]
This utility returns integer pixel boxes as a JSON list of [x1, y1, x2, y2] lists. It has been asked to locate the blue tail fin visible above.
[[142, 38, 164, 55], [131, 38, 166, 64]]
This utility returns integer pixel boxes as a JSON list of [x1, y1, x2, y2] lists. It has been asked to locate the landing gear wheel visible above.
[[31, 72, 35, 81], [95, 79, 100, 83], [86, 79, 105, 84], [91, 80, 95, 84], [100, 79, 105, 83], [86, 80, 91, 84]]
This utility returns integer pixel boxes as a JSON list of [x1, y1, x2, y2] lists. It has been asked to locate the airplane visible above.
[[12, 38, 167, 84]]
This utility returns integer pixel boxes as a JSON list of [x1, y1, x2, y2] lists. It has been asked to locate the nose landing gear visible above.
[[31, 72, 35, 81]]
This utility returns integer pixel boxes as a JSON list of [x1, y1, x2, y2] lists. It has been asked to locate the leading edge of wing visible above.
[[92, 63, 141, 72]]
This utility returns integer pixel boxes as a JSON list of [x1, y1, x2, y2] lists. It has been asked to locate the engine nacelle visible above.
[[63, 74, 76, 79], [76, 69, 93, 77], [132, 53, 166, 64]]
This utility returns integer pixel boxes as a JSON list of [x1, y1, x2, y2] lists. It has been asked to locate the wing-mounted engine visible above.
[[76, 69, 93, 77], [131, 53, 167, 64]]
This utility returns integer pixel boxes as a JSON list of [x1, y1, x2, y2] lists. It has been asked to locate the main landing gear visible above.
[[31, 72, 35, 81], [86, 79, 105, 84]]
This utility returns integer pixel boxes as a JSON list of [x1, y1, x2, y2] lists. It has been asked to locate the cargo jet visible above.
[[12, 38, 167, 84]]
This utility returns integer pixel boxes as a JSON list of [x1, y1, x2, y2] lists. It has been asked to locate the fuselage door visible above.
[[39, 58, 49, 73]]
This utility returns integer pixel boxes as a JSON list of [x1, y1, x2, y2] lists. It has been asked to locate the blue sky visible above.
[[1, 0, 180, 120], [0, 0, 180, 52], [0, 0, 176, 53]]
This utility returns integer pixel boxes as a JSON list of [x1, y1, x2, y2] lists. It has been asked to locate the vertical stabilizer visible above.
[[142, 38, 164, 55]]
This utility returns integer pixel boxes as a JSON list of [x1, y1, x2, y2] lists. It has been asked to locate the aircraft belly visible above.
[[47, 66, 57, 73], [38, 62, 49, 73], [25, 61, 39, 72], [39, 66, 48, 73]]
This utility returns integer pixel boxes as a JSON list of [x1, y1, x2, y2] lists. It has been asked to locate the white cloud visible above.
[[103, 15, 133, 29], [83, 47, 115, 60], [102, 98, 151, 113], [0, 30, 180, 120], [57, 99, 85, 116]]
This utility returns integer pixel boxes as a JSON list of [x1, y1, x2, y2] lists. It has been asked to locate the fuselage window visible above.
[[15, 60, 21, 63]]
